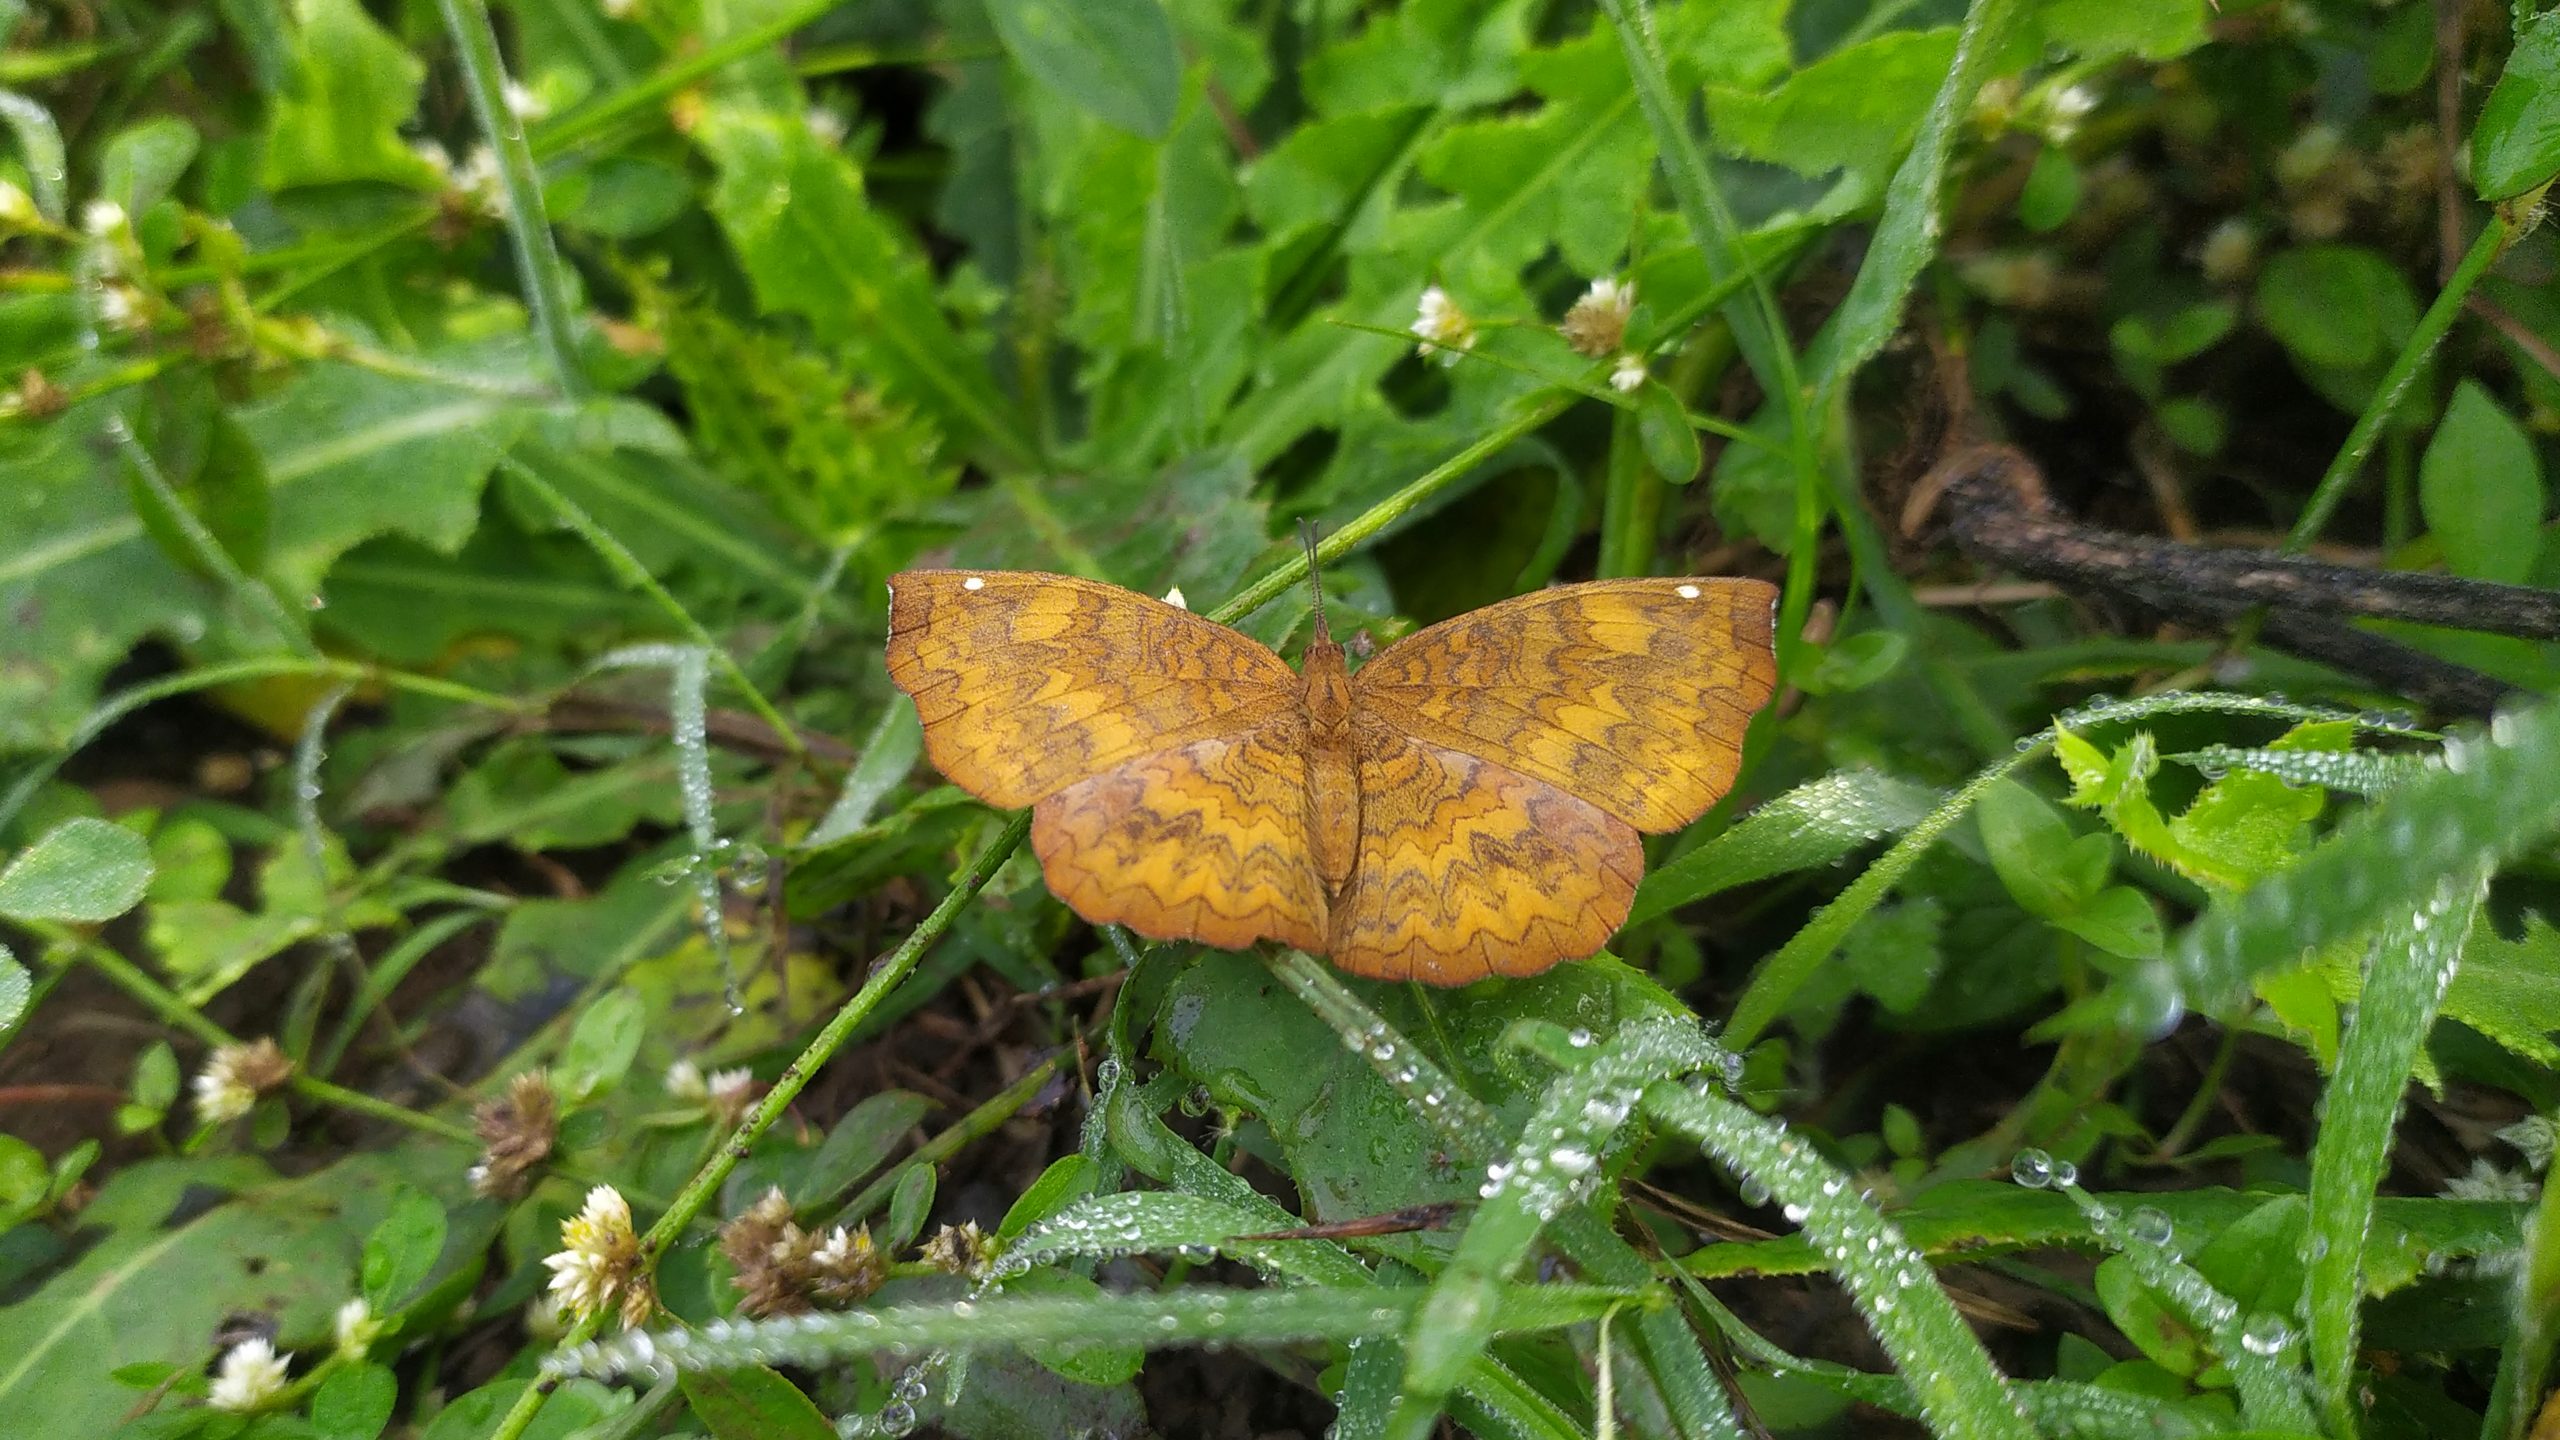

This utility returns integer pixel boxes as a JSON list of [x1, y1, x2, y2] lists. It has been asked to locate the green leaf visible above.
[[446, 744, 683, 853], [554, 988, 646, 1104], [359, 1185, 448, 1310], [310, 1362, 396, 1440], [1627, 768, 1939, 927], [0, 816, 153, 923], [2446, 913, 2560, 1067], [985, 0, 1181, 139], [2017, 145, 2079, 232], [0, 947, 29, 1043], [799, 1090, 933, 1210], [2026, 0, 2210, 61], [259, 0, 439, 189], [2471, 9, 2560, 201], [681, 1364, 835, 1440], [1705, 28, 1960, 189], [2419, 381, 2545, 584], [2255, 244, 2418, 375], [1977, 780, 2104, 919], [884, 1164, 935, 1251], [99, 117, 201, 214], [1633, 379, 1701, 482]]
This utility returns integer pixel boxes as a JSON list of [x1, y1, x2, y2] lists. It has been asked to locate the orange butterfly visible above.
[[884, 566, 1777, 984]]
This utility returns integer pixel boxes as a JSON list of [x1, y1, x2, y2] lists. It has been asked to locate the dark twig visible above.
[[1909, 444, 2548, 715]]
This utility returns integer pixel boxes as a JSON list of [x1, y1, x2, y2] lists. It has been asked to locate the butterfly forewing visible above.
[[885, 570, 1297, 808], [1348, 578, 1781, 833]]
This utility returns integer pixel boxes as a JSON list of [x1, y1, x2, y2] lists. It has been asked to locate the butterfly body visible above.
[[885, 569, 1777, 985]]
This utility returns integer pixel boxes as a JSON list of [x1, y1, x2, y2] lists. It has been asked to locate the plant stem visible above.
[[500, 459, 811, 765], [2285, 213, 2510, 552], [435, 0, 586, 396], [835, 1055, 1062, 1225]]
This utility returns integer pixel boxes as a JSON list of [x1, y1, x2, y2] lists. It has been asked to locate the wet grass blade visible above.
[[1627, 769, 1940, 929]]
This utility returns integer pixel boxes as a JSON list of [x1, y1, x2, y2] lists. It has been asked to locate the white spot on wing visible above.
[[1676, 583, 1702, 599], [962, 576, 985, 591]]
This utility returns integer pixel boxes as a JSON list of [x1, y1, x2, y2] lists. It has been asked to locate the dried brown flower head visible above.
[[470, 1070, 559, 1199]]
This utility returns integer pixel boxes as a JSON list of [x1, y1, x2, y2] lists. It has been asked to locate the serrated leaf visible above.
[[2446, 913, 2560, 1067], [260, 0, 440, 190], [0, 817, 153, 923], [1705, 27, 1959, 189]]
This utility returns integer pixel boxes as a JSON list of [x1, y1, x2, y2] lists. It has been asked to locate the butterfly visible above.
[[884, 564, 1778, 985]]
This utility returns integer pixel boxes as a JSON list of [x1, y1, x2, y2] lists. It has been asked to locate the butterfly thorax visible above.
[[1299, 636, 1361, 891]]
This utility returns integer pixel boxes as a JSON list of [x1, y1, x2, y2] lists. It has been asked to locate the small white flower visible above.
[[2443, 1157, 2538, 1203], [1609, 354, 1648, 393], [805, 107, 848, 147], [524, 1293, 570, 1341], [543, 1184, 644, 1324], [455, 145, 508, 217], [2198, 217, 2258, 286], [1562, 276, 1638, 357], [207, 1338, 289, 1412], [1410, 285, 1475, 365], [81, 199, 127, 236], [2041, 83, 2098, 139], [665, 1058, 708, 1102], [193, 1038, 292, 1124], [503, 80, 552, 122], [813, 1226, 863, 1269], [706, 1067, 755, 1105], [2499, 1115, 2556, 1173], [1162, 586, 1188, 611], [97, 283, 141, 332], [409, 140, 455, 181], [334, 1298, 382, 1355]]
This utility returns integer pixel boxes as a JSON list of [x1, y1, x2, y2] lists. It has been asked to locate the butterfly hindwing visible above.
[[1327, 717, 1642, 984], [1349, 578, 1780, 833], [1031, 713, 1330, 953], [886, 570, 1297, 809]]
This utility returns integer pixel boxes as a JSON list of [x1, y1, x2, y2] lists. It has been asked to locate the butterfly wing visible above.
[[1326, 717, 1642, 984], [1348, 578, 1780, 833], [886, 570, 1299, 808], [886, 569, 1328, 951]]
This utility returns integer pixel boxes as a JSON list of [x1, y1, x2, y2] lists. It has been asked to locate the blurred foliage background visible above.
[[1, 0, 2559, 1436]]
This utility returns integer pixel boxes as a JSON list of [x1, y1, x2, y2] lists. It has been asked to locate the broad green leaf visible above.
[[0, 816, 152, 922], [311, 1362, 397, 1440], [1633, 379, 1700, 481], [2445, 913, 2560, 1067], [0, 947, 29, 1043], [2017, 145, 2079, 232], [2419, 381, 2545, 584], [0, 1156, 408, 1426], [260, 0, 440, 189], [1977, 780, 2105, 919], [2027, 0, 2210, 62], [985, 0, 1181, 139], [2255, 244, 2419, 376], [359, 1185, 448, 1309], [681, 1365, 835, 1440], [555, 988, 647, 1104], [1705, 28, 1960, 189], [98, 117, 200, 214], [2471, 9, 2560, 200], [799, 1090, 934, 1210]]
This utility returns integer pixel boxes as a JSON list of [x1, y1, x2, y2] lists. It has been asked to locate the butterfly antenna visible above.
[[1298, 519, 1331, 643]]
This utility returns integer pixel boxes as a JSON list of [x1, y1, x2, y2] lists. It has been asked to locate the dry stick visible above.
[[1918, 444, 2545, 714]]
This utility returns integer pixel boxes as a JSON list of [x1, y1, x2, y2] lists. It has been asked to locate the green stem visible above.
[[435, 0, 586, 396], [499, 458, 810, 765], [2284, 213, 2511, 552], [532, 0, 844, 157], [834, 1055, 1061, 1225], [1596, 406, 1661, 579], [1214, 393, 1577, 625]]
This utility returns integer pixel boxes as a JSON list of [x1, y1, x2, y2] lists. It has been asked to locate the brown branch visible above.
[[1912, 444, 2550, 715]]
